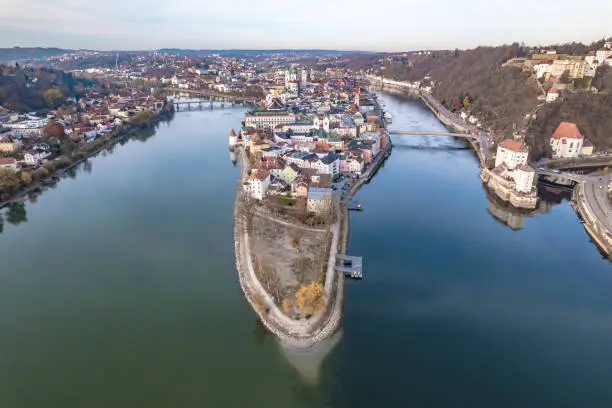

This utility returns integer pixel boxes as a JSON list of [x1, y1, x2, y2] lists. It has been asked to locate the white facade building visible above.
[[515, 164, 535, 194], [245, 111, 296, 129], [306, 188, 332, 213], [550, 122, 584, 158], [495, 140, 529, 170], [546, 89, 559, 103], [247, 170, 271, 200], [596, 49, 612, 67]]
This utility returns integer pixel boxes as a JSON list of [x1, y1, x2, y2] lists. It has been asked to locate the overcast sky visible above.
[[1, 0, 610, 51]]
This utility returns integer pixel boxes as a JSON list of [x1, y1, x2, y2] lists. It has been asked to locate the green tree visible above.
[[0, 169, 20, 194], [130, 110, 156, 126], [42, 88, 65, 108]]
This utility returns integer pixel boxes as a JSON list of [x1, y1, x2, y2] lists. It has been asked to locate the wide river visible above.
[[1, 93, 611, 408]]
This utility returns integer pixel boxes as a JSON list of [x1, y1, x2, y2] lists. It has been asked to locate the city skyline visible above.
[[1, 0, 610, 51]]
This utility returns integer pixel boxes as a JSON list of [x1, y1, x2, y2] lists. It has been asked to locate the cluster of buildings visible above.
[[0, 88, 166, 172], [233, 83, 390, 214], [482, 120, 593, 209], [505, 41, 612, 101]]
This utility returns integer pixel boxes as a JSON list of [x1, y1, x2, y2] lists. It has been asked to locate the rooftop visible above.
[[499, 139, 528, 152], [552, 121, 583, 139]]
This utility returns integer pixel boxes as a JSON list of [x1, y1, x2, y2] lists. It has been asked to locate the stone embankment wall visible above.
[[574, 184, 612, 256], [480, 168, 538, 209]]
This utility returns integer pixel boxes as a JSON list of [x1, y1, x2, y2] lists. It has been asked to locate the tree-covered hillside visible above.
[[0, 64, 95, 112]]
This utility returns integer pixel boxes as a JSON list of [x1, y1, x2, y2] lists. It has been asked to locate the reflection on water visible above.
[[279, 330, 343, 385], [0, 202, 29, 233], [483, 177, 574, 231], [0, 119, 172, 236]]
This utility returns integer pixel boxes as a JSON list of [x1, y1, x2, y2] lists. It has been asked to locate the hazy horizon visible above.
[[1, 0, 610, 52]]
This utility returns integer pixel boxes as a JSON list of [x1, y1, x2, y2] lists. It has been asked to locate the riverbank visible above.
[[362, 78, 545, 211], [0, 113, 172, 209]]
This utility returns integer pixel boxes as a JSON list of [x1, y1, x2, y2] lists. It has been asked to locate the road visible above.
[[537, 159, 612, 241], [583, 175, 612, 232], [419, 91, 492, 162]]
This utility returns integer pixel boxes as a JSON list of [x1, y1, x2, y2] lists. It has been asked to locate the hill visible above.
[[0, 64, 95, 112], [374, 45, 542, 136], [527, 67, 612, 158], [0, 47, 71, 62]]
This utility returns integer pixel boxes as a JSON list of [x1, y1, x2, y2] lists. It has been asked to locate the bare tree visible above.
[[257, 263, 283, 305]]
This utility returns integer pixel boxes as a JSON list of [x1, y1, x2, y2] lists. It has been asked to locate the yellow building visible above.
[[0, 141, 21, 153], [249, 142, 270, 156], [269, 89, 283, 98]]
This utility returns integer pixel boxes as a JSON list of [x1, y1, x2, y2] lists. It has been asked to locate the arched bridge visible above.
[[172, 100, 242, 111], [389, 130, 477, 138], [389, 129, 490, 163]]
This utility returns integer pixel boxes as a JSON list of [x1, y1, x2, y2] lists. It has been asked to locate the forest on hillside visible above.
[[376, 45, 542, 136], [352, 41, 612, 158]]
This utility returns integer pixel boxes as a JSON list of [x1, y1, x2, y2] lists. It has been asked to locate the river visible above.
[[0, 93, 611, 408]]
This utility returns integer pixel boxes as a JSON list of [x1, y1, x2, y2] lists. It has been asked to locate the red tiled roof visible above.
[[552, 121, 583, 139], [0, 158, 16, 165], [249, 169, 270, 181], [499, 139, 527, 152]]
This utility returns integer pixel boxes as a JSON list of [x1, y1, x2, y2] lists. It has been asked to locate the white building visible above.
[[546, 89, 559, 103], [282, 122, 313, 134], [313, 115, 330, 132], [312, 154, 339, 177], [23, 151, 51, 166], [288, 81, 299, 94], [515, 164, 535, 194], [533, 62, 553, 79], [495, 139, 529, 170], [247, 169, 271, 200], [596, 49, 612, 67], [245, 110, 296, 129], [229, 129, 237, 147], [306, 188, 332, 213], [550, 122, 584, 158]]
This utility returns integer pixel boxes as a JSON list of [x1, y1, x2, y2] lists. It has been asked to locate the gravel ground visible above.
[[251, 213, 328, 298]]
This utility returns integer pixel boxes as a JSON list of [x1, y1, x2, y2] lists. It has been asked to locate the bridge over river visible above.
[[389, 129, 490, 164], [171, 100, 245, 111]]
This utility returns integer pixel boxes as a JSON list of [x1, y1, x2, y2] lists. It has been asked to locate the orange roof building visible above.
[[550, 122, 585, 158], [552, 122, 583, 140]]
